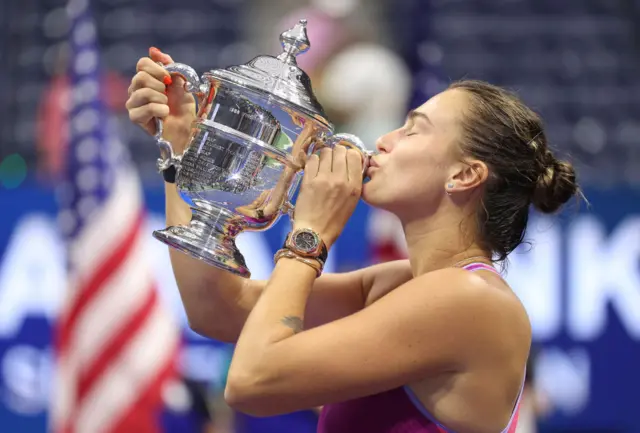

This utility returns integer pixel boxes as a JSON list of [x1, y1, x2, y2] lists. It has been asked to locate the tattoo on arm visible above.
[[281, 316, 304, 334]]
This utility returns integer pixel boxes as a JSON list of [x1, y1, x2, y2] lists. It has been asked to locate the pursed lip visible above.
[[366, 163, 379, 177], [365, 157, 380, 177]]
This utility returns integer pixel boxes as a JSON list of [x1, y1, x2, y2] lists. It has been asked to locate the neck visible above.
[[400, 210, 491, 277]]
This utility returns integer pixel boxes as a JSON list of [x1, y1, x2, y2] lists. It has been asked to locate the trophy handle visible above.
[[153, 62, 210, 177], [324, 133, 375, 177]]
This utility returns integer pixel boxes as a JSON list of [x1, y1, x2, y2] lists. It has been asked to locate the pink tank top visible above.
[[317, 262, 523, 433]]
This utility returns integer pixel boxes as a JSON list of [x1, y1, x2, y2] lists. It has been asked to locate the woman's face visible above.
[[362, 88, 469, 216]]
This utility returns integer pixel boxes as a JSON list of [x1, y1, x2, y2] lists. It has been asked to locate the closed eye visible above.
[[402, 123, 418, 137]]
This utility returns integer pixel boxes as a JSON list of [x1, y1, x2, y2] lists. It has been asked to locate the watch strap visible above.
[[274, 248, 323, 277], [162, 165, 177, 183]]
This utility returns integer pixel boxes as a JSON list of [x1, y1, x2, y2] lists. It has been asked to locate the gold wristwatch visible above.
[[273, 228, 328, 276]]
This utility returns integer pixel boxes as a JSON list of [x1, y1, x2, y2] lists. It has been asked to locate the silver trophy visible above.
[[152, 19, 373, 278]]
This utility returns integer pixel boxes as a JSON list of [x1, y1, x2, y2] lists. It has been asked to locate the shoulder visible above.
[[408, 266, 526, 316], [386, 267, 531, 360]]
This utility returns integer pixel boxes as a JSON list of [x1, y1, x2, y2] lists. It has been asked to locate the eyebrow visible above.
[[407, 110, 433, 127]]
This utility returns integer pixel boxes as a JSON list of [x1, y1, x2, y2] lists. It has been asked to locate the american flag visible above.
[[51, 1, 181, 432], [367, 209, 408, 263]]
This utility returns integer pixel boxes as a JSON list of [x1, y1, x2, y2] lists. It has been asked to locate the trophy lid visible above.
[[208, 19, 330, 127]]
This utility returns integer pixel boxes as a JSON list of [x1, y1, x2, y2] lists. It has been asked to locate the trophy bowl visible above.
[[151, 19, 373, 278]]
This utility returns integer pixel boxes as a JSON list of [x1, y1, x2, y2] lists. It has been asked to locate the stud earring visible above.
[[446, 183, 454, 196]]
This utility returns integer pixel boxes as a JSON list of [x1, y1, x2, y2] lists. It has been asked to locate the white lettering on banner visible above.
[[1, 345, 52, 415], [505, 218, 562, 341], [0, 216, 65, 337], [0, 344, 231, 417], [567, 216, 640, 340], [535, 347, 590, 415]]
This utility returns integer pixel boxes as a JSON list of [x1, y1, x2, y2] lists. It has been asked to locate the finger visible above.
[[302, 154, 320, 186], [129, 71, 166, 95], [149, 47, 174, 65], [128, 103, 170, 125], [346, 149, 364, 185], [254, 190, 271, 207], [332, 145, 348, 178], [148, 48, 189, 96], [136, 56, 171, 82], [317, 148, 333, 173], [125, 87, 168, 110]]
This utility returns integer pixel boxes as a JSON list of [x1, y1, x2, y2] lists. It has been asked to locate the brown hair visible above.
[[449, 80, 579, 261]]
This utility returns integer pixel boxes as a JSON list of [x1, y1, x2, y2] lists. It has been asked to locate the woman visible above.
[[126, 47, 578, 433]]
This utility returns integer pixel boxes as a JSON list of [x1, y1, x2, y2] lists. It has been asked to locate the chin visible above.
[[361, 182, 376, 205], [361, 182, 389, 209]]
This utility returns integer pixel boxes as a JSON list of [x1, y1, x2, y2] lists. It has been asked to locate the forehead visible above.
[[413, 88, 469, 130]]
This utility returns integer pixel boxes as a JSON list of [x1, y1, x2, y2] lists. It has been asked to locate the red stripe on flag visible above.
[[56, 210, 145, 354], [107, 341, 180, 433], [76, 284, 158, 404], [372, 241, 407, 263]]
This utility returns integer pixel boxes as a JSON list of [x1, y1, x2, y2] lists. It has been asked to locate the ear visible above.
[[448, 159, 488, 193]]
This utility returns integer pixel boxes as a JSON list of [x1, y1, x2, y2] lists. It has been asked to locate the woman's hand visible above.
[[125, 47, 196, 154], [292, 145, 364, 249]]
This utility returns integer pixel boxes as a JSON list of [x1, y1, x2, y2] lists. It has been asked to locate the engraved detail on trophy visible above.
[[150, 18, 374, 278]]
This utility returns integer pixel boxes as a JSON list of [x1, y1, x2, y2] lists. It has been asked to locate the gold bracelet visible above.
[[274, 248, 323, 277]]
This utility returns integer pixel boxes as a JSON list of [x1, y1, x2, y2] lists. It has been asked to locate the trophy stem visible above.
[[153, 200, 251, 278]]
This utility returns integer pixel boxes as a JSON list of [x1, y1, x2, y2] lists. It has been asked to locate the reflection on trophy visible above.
[[152, 19, 373, 278]]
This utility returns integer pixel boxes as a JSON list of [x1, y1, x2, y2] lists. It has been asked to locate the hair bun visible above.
[[532, 157, 578, 214]]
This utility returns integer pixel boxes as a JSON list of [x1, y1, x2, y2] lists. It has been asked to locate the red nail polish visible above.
[[163, 76, 173, 86]]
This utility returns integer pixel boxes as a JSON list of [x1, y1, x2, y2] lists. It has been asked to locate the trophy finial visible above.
[[277, 19, 310, 65]]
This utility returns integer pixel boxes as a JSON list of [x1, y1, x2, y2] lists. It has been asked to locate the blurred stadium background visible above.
[[1, 0, 640, 432]]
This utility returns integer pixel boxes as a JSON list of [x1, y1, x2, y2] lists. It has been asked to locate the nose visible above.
[[375, 131, 394, 153]]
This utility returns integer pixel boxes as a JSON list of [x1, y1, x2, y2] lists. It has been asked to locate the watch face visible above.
[[294, 230, 319, 253]]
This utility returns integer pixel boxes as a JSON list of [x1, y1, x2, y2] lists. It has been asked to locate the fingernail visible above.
[[163, 76, 173, 86], [150, 46, 160, 53]]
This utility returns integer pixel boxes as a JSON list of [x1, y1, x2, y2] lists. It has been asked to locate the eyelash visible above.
[[404, 128, 417, 137]]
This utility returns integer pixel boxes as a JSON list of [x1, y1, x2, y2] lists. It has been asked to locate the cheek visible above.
[[393, 145, 449, 186], [365, 147, 448, 205]]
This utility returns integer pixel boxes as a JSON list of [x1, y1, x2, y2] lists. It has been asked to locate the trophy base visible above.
[[153, 225, 251, 278]]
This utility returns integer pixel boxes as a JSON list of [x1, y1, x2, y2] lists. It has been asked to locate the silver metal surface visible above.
[[208, 19, 328, 126], [151, 18, 375, 278]]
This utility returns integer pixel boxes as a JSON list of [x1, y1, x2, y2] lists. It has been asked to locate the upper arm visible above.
[[226, 268, 514, 416], [248, 259, 413, 329]]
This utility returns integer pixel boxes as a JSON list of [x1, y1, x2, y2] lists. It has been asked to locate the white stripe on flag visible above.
[[67, 168, 142, 290], [71, 235, 153, 368], [74, 302, 179, 433]]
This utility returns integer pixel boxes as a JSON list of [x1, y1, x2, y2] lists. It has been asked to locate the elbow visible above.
[[183, 308, 213, 338], [224, 372, 281, 417], [186, 313, 237, 343]]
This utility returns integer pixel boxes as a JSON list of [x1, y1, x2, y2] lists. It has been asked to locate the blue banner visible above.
[[0, 182, 639, 432]]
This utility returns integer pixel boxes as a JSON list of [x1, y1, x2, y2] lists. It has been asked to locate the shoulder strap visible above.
[[461, 262, 499, 274]]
